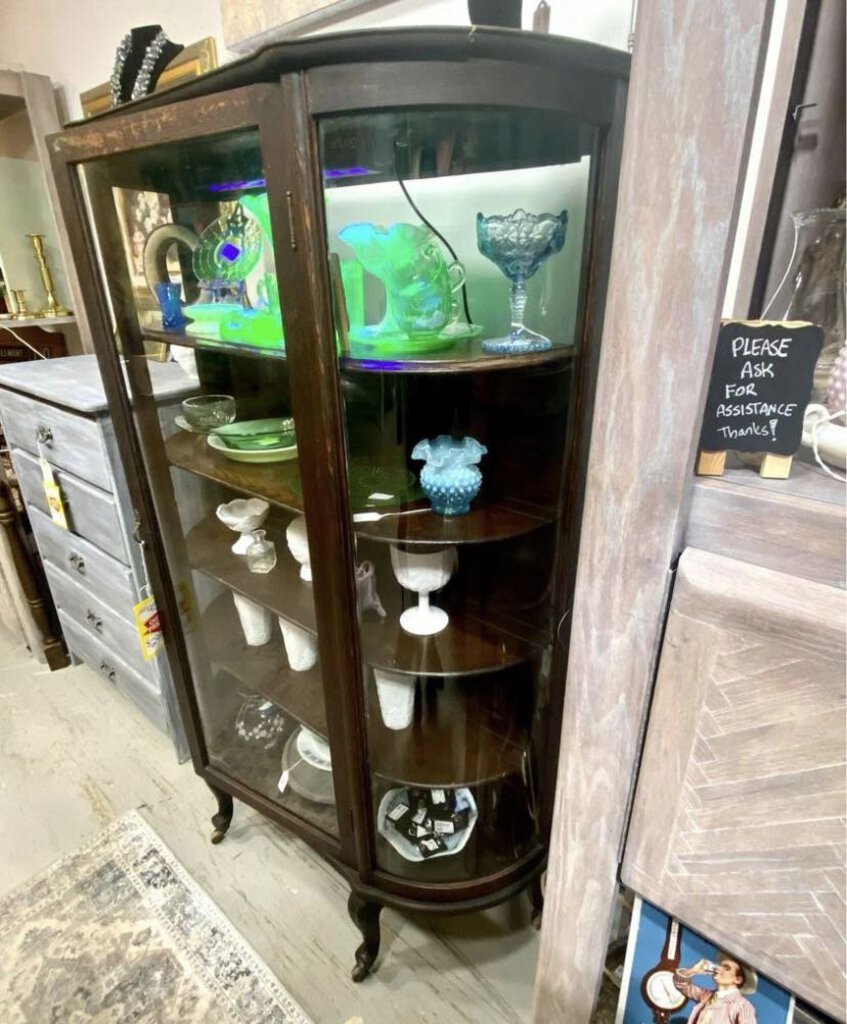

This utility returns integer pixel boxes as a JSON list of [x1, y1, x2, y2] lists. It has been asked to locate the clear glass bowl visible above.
[[235, 695, 286, 750], [181, 394, 236, 431]]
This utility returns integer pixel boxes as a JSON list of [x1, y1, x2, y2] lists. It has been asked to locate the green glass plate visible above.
[[212, 417, 295, 451]]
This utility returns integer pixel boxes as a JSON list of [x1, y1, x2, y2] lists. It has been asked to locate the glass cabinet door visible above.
[[318, 106, 596, 881], [80, 128, 340, 841]]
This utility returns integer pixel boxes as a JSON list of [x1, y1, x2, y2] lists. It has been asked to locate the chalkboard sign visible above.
[[699, 321, 823, 460]]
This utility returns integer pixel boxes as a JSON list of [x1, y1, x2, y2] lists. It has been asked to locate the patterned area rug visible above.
[[0, 810, 314, 1023]]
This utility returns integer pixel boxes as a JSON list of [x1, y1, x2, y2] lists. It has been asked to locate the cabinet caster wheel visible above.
[[207, 784, 233, 846], [348, 891, 382, 982], [351, 954, 375, 983]]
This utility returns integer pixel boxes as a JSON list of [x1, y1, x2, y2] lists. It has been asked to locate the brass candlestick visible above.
[[26, 234, 71, 317], [11, 289, 35, 320]]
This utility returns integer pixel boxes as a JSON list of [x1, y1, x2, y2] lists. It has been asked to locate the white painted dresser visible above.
[[0, 355, 195, 760]]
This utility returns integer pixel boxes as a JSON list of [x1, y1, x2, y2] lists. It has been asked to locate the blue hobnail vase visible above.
[[411, 435, 488, 516]]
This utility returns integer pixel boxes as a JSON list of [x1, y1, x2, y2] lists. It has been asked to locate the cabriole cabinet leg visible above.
[[347, 891, 382, 982], [208, 784, 234, 844]]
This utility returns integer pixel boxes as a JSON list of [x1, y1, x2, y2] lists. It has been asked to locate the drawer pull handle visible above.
[[86, 610, 103, 633], [36, 425, 54, 446], [98, 660, 116, 683], [69, 553, 85, 574]]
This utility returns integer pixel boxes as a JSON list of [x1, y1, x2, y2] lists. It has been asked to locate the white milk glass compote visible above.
[[390, 544, 457, 636], [216, 497, 269, 554]]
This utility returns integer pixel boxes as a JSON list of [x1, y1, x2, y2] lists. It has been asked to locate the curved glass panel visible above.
[[319, 106, 596, 879], [81, 130, 338, 839]]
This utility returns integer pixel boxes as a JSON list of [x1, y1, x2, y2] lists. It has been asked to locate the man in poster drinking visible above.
[[674, 957, 759, 1024]]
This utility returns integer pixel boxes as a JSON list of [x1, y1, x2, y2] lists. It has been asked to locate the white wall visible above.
[[0, 0, 228, 121], [0, 0, 632, 129], [308, 0, 633, 51]]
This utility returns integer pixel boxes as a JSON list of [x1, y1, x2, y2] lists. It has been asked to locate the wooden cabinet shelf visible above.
[[367, 686, 528, 786], [188, 515, 317, 633], [203, 593, 327, 735], [143, 324, 575, 375], [341, 338, 576, 374], [167, 431, 304, 513], [354, 501, 553, 545], [144, 326, 287, 363], [203, 593, 527, 787], [171, 433, 552, 544], [188, 514, 540, 676]]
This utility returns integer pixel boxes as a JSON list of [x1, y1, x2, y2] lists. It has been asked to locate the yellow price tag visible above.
[[39, 457, 68, 530], [133, 595, 163, 661]]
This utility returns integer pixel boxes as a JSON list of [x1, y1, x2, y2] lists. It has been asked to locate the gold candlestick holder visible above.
[[26, 234, 71, 318], [11, 288, 35, 320]]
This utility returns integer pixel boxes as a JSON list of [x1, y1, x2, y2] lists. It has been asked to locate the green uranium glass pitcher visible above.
[[338, 222, 466, 352]]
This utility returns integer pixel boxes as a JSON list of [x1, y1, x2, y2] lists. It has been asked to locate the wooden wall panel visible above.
[[531, 0, 774, 1020], [623, 547, 846, 1020], [687, 463, 846, 590]]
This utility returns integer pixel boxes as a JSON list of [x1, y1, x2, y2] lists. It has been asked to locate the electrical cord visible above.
[[393, 132, 473, 326], [0, 322, 49, 358]]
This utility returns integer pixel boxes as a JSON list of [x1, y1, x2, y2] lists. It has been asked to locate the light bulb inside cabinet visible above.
[[390, 544, 457, 637]]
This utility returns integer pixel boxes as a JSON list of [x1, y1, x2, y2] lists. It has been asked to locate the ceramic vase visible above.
[[232, 592, 272, 646], [411, 435, 488, 516], [373, 669, 416, 730], [390, 544, 457, 636], [278, 618, 318, 671], [286, 515, 312, 581], [216, 497, 269, 554]]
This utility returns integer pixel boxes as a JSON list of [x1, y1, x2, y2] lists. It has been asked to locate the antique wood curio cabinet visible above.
[[49, 27, 628, 978]]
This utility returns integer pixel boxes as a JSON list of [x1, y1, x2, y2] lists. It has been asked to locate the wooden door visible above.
[[623, 547, 846, 1019]]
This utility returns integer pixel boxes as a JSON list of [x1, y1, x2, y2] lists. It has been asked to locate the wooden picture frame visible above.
[[80, 37, 218, 119], [113, 188, 175, 309], [221, 1, 396, 54]]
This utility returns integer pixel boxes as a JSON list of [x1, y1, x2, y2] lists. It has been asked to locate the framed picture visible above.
[[221, 1, 397, 54], [113, 189, 175, 309], [616, 899, 795, 1024], [80, 36, 218, 118]]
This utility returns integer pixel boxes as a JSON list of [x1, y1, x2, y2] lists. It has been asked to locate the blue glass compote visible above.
[[477, 208, 568, 354]]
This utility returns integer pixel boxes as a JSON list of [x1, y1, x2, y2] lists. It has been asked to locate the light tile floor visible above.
[[0, 626, 539, 1023]]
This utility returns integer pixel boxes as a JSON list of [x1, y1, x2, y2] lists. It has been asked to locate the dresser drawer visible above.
[[13, 448, 128, 564], [45, 562, 149, 678], [58, 611, 167, 735], [29, 506, 136, 614], [0, 389, 111, 491]]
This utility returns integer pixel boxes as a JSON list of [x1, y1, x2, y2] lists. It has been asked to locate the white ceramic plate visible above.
[[377, 786, 478, 862], [207, 434, 298, 463], [296, 727, 333, 772]]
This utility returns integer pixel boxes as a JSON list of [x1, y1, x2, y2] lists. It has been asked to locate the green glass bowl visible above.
[[212, 417, 295, 451]]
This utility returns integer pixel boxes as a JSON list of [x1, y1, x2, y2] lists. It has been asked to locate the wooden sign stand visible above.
[[697, 449, 793, 479]]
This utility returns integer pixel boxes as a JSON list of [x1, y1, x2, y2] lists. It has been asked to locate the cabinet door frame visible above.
[[48, 82, 364, 868]]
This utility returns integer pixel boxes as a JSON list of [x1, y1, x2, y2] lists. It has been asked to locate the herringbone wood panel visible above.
[[623, 549, 846, 1020]]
